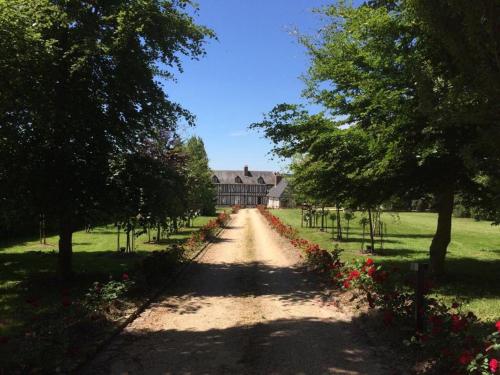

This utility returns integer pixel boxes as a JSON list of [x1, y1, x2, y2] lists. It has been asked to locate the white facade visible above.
[[267, 197, 281, 209]]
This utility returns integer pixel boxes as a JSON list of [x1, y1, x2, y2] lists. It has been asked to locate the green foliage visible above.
[[273, 208, 500, 322], [84, 278, 134, 313], [251, 1, 500, 275], [182, 136, 216, 216], [0, 0, 213, 277], [138, 246, 185, 285]]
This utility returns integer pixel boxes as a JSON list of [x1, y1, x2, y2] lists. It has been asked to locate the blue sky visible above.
[[166, 0, 333, 171]]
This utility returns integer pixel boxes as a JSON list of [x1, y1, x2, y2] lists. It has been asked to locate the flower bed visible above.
[[257, 206, 500, 374], [185, 211, 230, 252]]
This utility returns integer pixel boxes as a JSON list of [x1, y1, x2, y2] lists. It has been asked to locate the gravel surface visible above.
[[83, 209, 390, 375]]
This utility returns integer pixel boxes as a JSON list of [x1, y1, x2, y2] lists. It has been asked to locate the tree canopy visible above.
[[0, 0, 214, 279], [182, 136, 216, 217], [251, 0, 500, 276]]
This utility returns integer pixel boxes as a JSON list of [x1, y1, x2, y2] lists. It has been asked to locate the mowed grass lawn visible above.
[[271, 209, 500, 322], [0, 215, 217, 337]]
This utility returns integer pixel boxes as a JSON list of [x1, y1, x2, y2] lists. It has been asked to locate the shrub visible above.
[[138, 246, 185, 286], [83, 273, 135, 313], [185, 211, 230, 252]]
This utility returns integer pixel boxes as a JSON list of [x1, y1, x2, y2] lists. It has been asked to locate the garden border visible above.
[[74, 215, 234, 374]]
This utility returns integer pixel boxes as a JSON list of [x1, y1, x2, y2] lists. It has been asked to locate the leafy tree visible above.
[[109, 131, 188, 248], [182, 136, 216, 219], [0, 0, 213, 279], [252, 1, 500, 275], [343, 210, 355, 240]]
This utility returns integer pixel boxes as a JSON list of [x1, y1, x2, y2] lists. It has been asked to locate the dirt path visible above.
[[84, 209, 389, 374]]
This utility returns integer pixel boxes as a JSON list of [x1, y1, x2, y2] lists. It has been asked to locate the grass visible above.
[[271, 209, 500, 323], [0, 214, 217, 338]]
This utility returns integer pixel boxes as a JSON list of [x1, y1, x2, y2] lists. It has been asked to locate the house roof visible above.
[[212, 170, 277, 185], [267, 179, 288, 198]]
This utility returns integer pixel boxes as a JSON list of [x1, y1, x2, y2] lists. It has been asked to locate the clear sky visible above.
[[166, 0, 333, 172]]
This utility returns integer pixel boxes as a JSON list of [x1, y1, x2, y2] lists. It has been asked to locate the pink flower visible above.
[[490, 358, 498, 373]]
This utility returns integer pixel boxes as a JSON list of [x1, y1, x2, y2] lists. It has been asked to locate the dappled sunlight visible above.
[[88, 318, 384, 375]]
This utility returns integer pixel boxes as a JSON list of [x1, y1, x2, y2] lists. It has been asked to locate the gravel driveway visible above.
[[83, 209, 389, 375]]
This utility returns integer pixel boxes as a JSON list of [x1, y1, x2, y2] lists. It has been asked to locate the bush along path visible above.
[[257, 206, 500, 375], [0, 212, 231, 374]]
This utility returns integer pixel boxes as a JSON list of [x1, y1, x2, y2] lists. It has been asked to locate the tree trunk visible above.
[[58, 221, 73, 281], [336, 207, 343, 241], [321, 207, 325, 231], [117, 225, 120, 251], [361, 222, 366, 250], [368, 208, 375, 253], [429, 189, 454, 276]]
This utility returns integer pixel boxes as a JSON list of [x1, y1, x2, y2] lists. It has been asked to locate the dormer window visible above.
[[235, 176, 243, 183], [257, 177, 265, 184], [212, 175, 219, 183]]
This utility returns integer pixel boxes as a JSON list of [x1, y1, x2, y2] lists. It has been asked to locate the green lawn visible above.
[[0, 215, 217, 337], [271, 209, 500, 322]]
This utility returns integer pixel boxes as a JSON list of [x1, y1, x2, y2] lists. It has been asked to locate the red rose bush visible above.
[[257, 206, 500, 374]]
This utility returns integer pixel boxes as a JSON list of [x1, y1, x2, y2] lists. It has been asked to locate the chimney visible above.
[[275, 172, 282, 186], [244, 165, 250, 177]]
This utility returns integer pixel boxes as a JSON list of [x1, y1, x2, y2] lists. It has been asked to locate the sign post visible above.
[[410, 262, 429, 332]]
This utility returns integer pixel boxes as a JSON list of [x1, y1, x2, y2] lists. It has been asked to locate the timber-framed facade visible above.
[[212, 166, 281, 206]]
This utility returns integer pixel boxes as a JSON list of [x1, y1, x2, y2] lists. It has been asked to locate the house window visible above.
[[257, 177, 265, 184], [235, 176, 243, 183], [212, 175, 219, 183]]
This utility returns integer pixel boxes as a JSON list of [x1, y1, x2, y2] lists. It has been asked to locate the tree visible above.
[[109, 131, 189, 248], [251, 1, 500, 276], [0, 0, 213, 280], [182, 136, 216, 219]]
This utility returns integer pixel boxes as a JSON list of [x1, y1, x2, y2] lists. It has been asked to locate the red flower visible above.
[[451, 314, 467, 333], [365, 258, 374, 266], [458, 351, 473, 366], [490, 358, 498, 373], [429, 315, 443, 335], [348, 270, 360, 280], [451, 302, 460, 309], [367, 266, 376, 277], [496, 321, 500, 333], [122, 273, 129, 281], [343, 280, 351, 289]]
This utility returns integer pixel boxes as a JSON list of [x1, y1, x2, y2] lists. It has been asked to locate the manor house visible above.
[[212, 165, 289, 207]]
